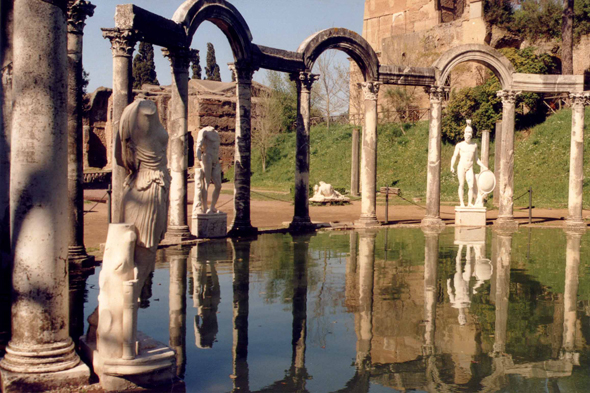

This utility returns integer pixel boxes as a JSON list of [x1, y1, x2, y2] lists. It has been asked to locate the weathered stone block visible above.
[[0, 362, 90, 393], [192, 212, 228, 238], [455, 206, 487, 227]]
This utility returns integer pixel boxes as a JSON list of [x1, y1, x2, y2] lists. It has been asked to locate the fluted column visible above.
[[566, 93, 587, 230], [422, 86, 446, 227], [101, 28, 139, 222], [163, 47, 192, 242], [168, 246, 189, 378], [0, 0, 88, 383], [357, 82, 381, 227], [290, 71, 319, 232], [495, 90, 519, 230], [351, 127, 361, 196], [67, 0, 95, 266], [561, 230, 582, 362]]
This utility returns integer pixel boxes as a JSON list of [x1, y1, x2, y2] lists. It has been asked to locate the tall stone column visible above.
[[566, 94, 587, 229], [101, 28, 138, 222], [422, 86, 446, 228], [561, 230, 581, 362], [357, 82, 381, 227], [481, 129, 490, 168], [228, 63, 257, 237], [421, 227, 442, 355], [0, 0, 89, 388], [67, 0, 95, 266], [289, 72, 318, 232], [168, 246, 188, 378], [495, 90, 519, 230], [351, 127, 361, 197], [163, 47, 192, 242], [356, 230, 376, 367]]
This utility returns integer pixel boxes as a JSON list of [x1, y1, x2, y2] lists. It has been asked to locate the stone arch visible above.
[[297, 28, 379, 81], [433, 44, 515, 89], [172, 0, 253, 62]]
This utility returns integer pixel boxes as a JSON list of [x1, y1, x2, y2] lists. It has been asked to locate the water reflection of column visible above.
[[356, 231, 376, 367], [291, 234, 311, 384], [561, 230, 582, 363], [168, 246, 189, 378], [492, 229, 514, 356], [230, 238, 251, 392], [192, 245, 221, 349], [422, 228, 442, 355]]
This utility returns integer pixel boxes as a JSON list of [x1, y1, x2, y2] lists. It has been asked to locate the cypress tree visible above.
[[191, 49, 202, 80], [132, 42, 159, 89], [205, 42, 221, 82]]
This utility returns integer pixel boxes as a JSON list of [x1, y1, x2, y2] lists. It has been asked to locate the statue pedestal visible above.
[[455, 206, 487, 227], [80, 332, 176, 392], [192, 212, 227, 238]]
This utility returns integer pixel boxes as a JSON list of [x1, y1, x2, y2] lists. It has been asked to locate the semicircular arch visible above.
[[433, 44, 515, 89], [172, 0, 253, 62], [298, 28, 379, 81]]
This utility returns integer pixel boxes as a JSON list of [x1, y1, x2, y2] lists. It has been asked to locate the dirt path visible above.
[[82, 182, 585, 252]]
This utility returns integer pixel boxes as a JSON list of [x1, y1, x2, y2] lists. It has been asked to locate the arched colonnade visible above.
[[102, 1, 587, 235]]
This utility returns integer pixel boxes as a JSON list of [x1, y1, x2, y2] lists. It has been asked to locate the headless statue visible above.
[[193, 126, 222, 215], [450, 120, 485, 207]]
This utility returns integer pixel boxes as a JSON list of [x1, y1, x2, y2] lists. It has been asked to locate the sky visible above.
[[84, 0, 365, 92]]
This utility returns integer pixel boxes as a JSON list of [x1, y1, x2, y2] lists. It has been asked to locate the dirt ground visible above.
[[83, 182, 586, 252]]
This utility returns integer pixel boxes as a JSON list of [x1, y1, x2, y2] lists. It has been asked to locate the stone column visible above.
[[356, 230, 376, 367], [491, 229, 514, 356], [228, 63, 257, 237], [67, 0, 95, 266], [101, 28, 138, 222], [481, 129, 490, 168], [0, 0, 89, 388], [422, 86, 446, 228], [168, 246, 188, 378], [495, 90, 519, 230], [566, 94, 587, 230], [493, 121, 503, 207], [289, 72, 318, 232], [421, 227, 442, 355], [163, 47, 192, 242], [356, 82, 381, 227], [350, 127, 360, 197]]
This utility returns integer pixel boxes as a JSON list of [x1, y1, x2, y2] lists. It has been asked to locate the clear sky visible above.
[[84, 0, 365, 92]]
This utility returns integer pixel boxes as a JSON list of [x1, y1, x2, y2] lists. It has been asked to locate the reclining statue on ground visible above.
[[309, 181, 350, 203], [89, 98, 171, 363], [192, 126, 222, 215]]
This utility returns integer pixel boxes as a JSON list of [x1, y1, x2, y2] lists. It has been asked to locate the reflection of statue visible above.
[[451, 120, 485, 207], [194, 261, 220, 349], [309, 181, 350, 203], [193, 126, 222, 215]]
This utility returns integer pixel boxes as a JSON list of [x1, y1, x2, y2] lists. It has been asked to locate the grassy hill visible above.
[[243, 107, 590, 209]]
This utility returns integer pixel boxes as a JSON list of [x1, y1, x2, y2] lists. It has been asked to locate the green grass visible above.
[[246, 108, 590, 208]]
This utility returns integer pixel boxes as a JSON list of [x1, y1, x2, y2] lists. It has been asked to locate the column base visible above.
[[163, 225, 194, 244], [191, 213, 228, 239], [228, 222, 258, 238], [0, 360, 90, 393], [565, 219, 587, 232], [0, 339, 81, 374], [493, 217, 519, 231], [355, 216, 381, 228], [420, 217, 445, 228], [289, 217, 316, 233], [67, 245, 96, 269]]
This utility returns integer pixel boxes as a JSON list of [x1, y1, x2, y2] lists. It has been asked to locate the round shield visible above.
[[478, 170, 496, 194]]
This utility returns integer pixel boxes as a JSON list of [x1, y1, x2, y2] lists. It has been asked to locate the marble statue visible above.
[[309, 181, 350, 203], [451, 120, 485, 207], [193, 126, 222, 215]]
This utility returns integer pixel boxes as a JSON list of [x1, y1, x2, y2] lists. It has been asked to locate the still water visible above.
[[78, 227, 590, 392]]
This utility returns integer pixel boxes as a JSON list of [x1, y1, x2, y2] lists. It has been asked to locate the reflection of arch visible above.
[[172, 0, 253, 61], [432, 44, 515, 89], [297, 28, 379, 81]]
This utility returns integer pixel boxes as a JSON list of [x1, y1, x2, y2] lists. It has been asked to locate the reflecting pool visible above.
[[77, 227, 590, 392]]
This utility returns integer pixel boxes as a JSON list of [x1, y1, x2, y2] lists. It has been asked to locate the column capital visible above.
[[290, 71, 319, 92], [229, 61, 257, 83], [67, 0, 95, 35], [162, 46, 192, 72], [425, 86, 448, 103], [496, 90, 521, 104], [569, 92, 590, 108], [101, 28, 141, 58], [358, 81, 381, 101]]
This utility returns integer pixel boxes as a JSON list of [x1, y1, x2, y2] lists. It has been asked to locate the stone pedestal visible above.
[[80, 332, 176, 392], [192, 212, 227, 238], [0, 362, 90, 393], [455, 206, 487, 227]]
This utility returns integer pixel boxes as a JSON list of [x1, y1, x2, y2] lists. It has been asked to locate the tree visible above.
[[562, 0, 574, 74], [253, 72, 285, 172], [132, 42, 159, 89], [313, 51, 349, 131], [191, 49, 202, 80], [205, 42, 221, 82]]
